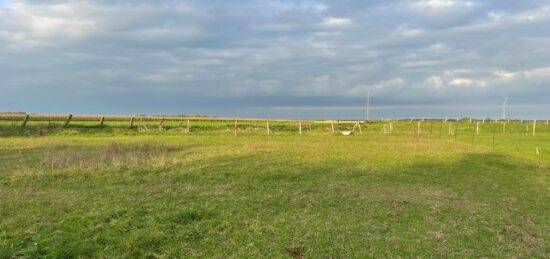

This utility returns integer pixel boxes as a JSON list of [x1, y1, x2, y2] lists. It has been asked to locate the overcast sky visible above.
[[1, 0, 549, 119]]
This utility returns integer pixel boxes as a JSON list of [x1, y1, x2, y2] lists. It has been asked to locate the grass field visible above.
[[1, 121, 549, 257]]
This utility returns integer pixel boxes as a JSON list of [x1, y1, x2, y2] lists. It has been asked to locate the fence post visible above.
[[159, 117, 164, 130], [476, 121, 480, 135], [471, 121, 476, 144], [503, 121, 506, 135], [533, 120, 536, 136], [266, 120, 270, 135], [331, 121, 335, 133], [455, 121, 458, 141], [187, 120, 190, 133], [64, 114, 73, 127], [22, 114, 30, 127], [417, 121, 421, 135], [140, 117, 149, 131], [234, 120, 238, 136], [99, 116, 105, 127], [493, 120, 497, 150], [299, 121, 302, 135]]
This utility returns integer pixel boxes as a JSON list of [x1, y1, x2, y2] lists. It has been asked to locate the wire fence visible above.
[[1, 113, 549, 162]]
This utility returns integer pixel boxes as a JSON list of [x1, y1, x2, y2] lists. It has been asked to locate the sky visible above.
[[1, 0, 549, 119]]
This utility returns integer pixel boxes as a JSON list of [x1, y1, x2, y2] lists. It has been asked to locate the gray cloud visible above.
[[1, 0, 549, 119]]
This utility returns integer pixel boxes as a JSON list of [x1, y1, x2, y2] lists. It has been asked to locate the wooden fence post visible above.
[[187, 120, 190, 133], [533, 120, 536, 136], [99, 116, 105, 127], [158, 117, 164, 130], [455, 121, 459, 141], [234, 120, 238, 136], [22, 114, 30, 127], [299, 121, 302, 135], [64, 114, 73, 127], [471, 121, 476, 144], [503, 121, 506, 135], [417, 121, 421, 135], [266, 120, 270, 135], [140, 117, 150, 131]]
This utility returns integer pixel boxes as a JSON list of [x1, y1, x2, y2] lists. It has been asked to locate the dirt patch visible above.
[[285, 247, 304, 259]]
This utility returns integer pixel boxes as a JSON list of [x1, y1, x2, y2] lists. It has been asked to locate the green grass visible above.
[[1, 122, 549, 257]]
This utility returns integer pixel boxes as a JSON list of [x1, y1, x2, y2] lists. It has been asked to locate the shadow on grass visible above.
[[159, 150, 550, 257]]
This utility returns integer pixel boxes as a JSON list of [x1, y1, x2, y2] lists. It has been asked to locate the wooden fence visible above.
[[1, 114, 548, 133]]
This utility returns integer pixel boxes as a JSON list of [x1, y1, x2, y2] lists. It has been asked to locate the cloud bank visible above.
[[1, 0, 549, 119]]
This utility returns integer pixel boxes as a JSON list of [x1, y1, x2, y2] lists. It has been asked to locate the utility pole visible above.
[[502, 98, 508, 120], [366, 89, 371, 122]]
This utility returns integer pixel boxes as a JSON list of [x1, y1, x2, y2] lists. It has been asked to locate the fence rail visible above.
[[0, 113, 305, 123], [2, 113, 548, 124]]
